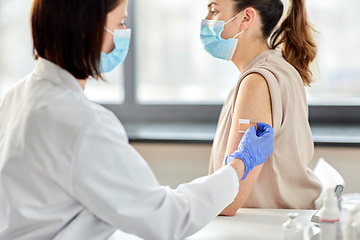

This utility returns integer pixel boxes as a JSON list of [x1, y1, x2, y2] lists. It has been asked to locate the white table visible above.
[[186, 208, 317, 240], [109, 209, 318, 240]]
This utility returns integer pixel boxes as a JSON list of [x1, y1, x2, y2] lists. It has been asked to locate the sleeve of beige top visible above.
[[72, 110, 240, 240]]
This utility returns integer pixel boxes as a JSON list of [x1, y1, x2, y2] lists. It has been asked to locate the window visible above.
[[0, 0, 35, 99], [84, 65, 125, 105], [116, 0, 360, 124], [135, 0, 239, 104], [305, 0, 360, 106], [133, 0, 360, 106]]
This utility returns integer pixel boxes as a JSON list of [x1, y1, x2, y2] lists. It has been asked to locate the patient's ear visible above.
[[239, 7, 257, 32]]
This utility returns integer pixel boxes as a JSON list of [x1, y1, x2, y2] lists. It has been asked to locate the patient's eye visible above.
[[210, 7, 218, 15], [118, 22, 126, 28]]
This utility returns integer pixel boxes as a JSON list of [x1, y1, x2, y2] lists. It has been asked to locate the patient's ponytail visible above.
[[270, 0, 317, 86]]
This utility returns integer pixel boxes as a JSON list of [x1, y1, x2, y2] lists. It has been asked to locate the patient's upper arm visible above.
[[220, 73, 273, 216]]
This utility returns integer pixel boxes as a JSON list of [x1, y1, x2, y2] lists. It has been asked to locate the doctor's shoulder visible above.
[[79, 99, 128, 139]]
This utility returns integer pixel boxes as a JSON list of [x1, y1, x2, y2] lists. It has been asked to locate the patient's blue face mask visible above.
[[200, 12, 244, 61], [100, 28, 131, 73]]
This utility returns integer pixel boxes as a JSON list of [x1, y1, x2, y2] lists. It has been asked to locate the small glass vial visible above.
[[351, 211, 360, 240], [282, 212, 304, 240], [340, 193, 360, 240], [319, 189, 340, 240]]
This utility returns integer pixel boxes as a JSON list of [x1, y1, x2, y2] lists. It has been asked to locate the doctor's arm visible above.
[[71, 112, 242, 240], [220, 73, 273, 216]]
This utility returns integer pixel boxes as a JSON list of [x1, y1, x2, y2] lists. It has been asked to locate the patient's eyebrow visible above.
[[207, 2, 218, 8]]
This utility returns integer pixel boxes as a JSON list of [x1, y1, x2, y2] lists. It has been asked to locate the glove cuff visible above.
[[225, 152, 250, 181]]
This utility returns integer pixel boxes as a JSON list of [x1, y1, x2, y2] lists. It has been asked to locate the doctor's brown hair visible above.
[[233, 0, 317, 86], [31, 0, 120, 80]]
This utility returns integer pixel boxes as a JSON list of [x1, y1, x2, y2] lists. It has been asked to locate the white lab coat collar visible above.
[[34, 58, 85, 94]]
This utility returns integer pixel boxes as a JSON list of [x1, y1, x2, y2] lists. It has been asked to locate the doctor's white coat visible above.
[[0, 58, 239, 240]]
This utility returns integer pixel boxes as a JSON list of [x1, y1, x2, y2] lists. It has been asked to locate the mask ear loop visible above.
[[225, 12, 242, 25], [233, 30, 244, 39], [224, 12, 244, 39], [104, 27, 114, 35]]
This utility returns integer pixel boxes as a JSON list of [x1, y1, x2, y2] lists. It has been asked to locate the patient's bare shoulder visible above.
[[234, 73, 272, 124]]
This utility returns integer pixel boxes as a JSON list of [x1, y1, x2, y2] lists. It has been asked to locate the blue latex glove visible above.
[[225, 122, 274, 180]]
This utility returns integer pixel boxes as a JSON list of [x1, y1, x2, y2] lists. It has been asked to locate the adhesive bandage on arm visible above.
[[238, 119, 257, 133]]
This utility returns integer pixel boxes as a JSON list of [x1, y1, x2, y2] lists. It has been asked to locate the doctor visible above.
[[0, 0, 274, 239]]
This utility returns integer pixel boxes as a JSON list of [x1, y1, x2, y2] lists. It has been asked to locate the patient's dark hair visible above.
[[31, 0, 120, 79], [233, 0, 317, 86]]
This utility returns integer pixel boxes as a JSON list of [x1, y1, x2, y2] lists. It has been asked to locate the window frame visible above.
[[103, 0, 360, 127]]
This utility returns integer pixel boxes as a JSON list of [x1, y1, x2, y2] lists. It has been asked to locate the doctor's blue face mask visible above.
[[100, 28, 131, 73], [200, 12, 244, 61]]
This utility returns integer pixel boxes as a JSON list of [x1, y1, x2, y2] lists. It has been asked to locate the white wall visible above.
[[131, 143, 211, 188], [131, 143, 360, 194], [309, 147, 360, 194]]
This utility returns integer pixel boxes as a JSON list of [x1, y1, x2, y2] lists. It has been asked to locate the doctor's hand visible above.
[[225, 122, 274, 180]]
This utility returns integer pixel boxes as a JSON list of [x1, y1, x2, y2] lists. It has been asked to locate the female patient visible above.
[[202, 0, 322, 215]]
